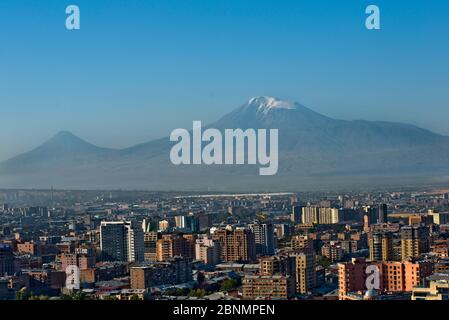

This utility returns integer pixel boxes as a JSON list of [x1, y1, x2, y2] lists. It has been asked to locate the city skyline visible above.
[[2, 187, 449, 301]]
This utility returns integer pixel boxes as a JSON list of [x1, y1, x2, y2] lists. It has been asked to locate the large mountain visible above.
[[1, 96, 449, 191]]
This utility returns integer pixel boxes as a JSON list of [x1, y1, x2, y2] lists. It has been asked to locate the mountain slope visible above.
[[0, 131, 119, 173], [214, 96, 448, 151], [1, 97, 449, 191]]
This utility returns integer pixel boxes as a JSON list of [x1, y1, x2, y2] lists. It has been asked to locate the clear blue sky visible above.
[[1, 0, 448, 160]]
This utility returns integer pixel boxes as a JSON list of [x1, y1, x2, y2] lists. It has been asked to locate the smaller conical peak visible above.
[[53, 131, 78, 140], [44, 131, 90, 147]]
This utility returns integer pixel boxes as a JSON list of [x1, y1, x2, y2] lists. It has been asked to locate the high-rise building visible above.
[[318, 208, 340, 225], [291, 235, 313, 252], [377, 204, 388, 224], [338, 208, 358, 222], [401, 225, 430, 260], [175, 215, 200, 233], [144, 232, 160, 262], [302, 206, 319, 224], [196, 212, 212, 231], [363, 206, 377, 225], [364, 205, 388, 224], [338, 258, 433, 299], [174, 215, 183, 229], [369, 232, 393, 261], [291, 206, 302, 224], [212, 228, 256, 263], [60, 253, 75, 271], [130, 257, 192, 289], [429, 212, 449, 225], [0, 244, 16, 276], [60, 249, 96, 271], [291, 251, 316, 294], [402, 260, 433, 291], [392, 239, 403, 261], [142, 219, 156, 233], [158, 220, 170, 232], [259, 251, 315, 295], [432, 239, 449, 259], [321, 242, 344, 263], [250, 222, 275, 256], [100, 221, 144, 262], [156, 234, 196, 261], [127, 222, 145, 263], [338, 258, 368, 299], [76, 246, 96, 270], [274, 224, 293, 239], [17, 241, 42, 256], [243, 275, 295, 299], [100, 222, 127, 262], [301, 207, 340, 225], [363, 214, 371, 233], [259, 255, 293, 276], [195, 236, 221, 266]]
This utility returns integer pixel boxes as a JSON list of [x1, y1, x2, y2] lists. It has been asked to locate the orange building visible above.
[[431, 239, 449, 258], [291, 235, 313, 252], [212, 228, 256, 263], [17, 241, 42, 255], [338, 258, 369, 299], [338, 258, 433, 299], [156, 234, 196, 261], [403, 261, 433, 291], [59, 252, 96, 271]]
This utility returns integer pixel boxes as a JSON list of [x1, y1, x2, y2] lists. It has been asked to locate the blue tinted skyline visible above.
[[1, 0, 449, 160]]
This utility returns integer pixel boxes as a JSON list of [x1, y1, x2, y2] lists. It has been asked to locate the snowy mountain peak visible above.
[[246, 96, 297, 114]]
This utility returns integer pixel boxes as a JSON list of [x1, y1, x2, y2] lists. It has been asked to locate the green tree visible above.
[[220, 279, 239, 292], [61, 291, 89, 300], [189, 288, 206, 298], [316, 255, 331, 268], [16, 289, 30, 301], [72, 291, 88, 300]]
